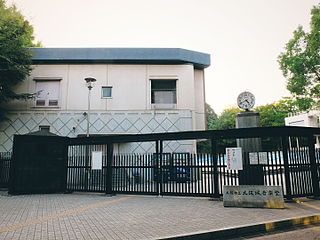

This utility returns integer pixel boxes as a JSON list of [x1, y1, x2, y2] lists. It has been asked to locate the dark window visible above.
[[151, 80, 176, 104], [102, 86, 112, 98], [39, 126, 50, 132], [35, 99, 45, 106]]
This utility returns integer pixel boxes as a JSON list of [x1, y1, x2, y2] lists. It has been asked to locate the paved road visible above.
[[241, 225, 320, 240], [0, 191, 320, 240]]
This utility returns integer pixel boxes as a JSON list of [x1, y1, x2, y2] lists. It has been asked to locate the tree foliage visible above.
[[213, 107, 240, 130], [0, 0, 39, 120], [278, 4, 320, 111], [255, 99, 295, 127], [205, 103, 218, 130], [197, 101, 293, 153]]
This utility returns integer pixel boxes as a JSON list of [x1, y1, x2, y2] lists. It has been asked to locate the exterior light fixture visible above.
[[84, 77, 96, 137]]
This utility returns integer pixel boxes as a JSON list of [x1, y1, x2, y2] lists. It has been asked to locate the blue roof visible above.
[[31, 48, 210, 69]]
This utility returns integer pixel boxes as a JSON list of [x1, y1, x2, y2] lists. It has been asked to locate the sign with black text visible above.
[[226, 147, 243, 170], [223, 185, 285, 209], [92, 151, 103, 170]]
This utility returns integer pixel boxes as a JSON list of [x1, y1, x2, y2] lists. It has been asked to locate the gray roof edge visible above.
[[30, 47, 211, 68]]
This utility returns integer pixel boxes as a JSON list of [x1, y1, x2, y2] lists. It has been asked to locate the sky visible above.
[[7, 0, 320, 114]]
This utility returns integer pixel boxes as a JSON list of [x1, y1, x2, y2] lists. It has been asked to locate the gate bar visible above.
[[106, 143, 113, 194], [308, 136, 320, 198], [211, 138, 219, 198], [159, 140, 163, 196], [281, 137, 292, 200]]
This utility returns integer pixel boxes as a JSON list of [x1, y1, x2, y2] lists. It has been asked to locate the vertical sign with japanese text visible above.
[[226, 147, 243, 170], [92, 151, 103, 170]]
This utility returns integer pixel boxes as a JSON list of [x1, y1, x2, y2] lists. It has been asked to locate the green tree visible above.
[[214, 107, 240, 130], [278, 4, 320, 111], [205, 103, 218, 130], [196, 103, 218, 153], [0, 0, 40, 120], [255, 100, 294, 127], [196, 101, 294, 153], [197, 106, 240, 153]]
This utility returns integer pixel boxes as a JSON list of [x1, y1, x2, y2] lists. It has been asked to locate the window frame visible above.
[[150, 79, 177, 105], [33, 78, 62, 108], [101, 86, 113, 99]]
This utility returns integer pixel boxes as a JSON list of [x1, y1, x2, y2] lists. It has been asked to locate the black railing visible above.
[[67, 144, 108, 193], [0, 152, 11, 188], [8, 126, 320, 197], [65, 147, 320, 198]]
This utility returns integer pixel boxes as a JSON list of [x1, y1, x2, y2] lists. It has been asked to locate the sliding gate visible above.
[[67, 144, 217, 196], [65, 127, 320, 199], [67, 144, 108, 192], [112, 152, 216, 196]]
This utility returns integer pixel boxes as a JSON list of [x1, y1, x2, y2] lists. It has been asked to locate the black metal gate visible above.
[[67, 144, 107, 192], [111, 152, 216, 196], [67, 147, 217, 197], [7, 127, 320, 198], [66, 143, 113, 193]]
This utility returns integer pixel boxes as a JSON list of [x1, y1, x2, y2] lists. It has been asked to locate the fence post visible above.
[[155, 141, 159, 195], [211, 138, 219, 198], [106, 143, 113, 195], [281, 136, 292, 200], [159, 140, 163, 196], [308, 136, 320, 198], [8, 135, 19, 195], [63, 139, 69, 193]]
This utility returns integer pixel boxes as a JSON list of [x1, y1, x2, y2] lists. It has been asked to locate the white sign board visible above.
[[249, 152, 258, 164], [226, 147, 243, 170], [258, 152, 268, 164], [249, 152, 268, 164], [92, 151, 102, 170]]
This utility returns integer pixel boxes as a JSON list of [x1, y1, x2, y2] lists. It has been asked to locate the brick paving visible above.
[[0, 191, 320, 240]]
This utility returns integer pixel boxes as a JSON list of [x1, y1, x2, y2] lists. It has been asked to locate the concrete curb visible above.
[[160, 214, 320, 240]]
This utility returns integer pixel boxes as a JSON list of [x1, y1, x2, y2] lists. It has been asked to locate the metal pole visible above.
[[308, 136, 320, 198], [211, 138, 219, 198], [86, 88, 91, 137], [281, 136, 292, 200], [106, 143, 113, 195], [159, 140, 163, 197]]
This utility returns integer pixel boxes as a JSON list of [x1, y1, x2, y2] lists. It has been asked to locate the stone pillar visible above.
[[236, 111, 264, 185]]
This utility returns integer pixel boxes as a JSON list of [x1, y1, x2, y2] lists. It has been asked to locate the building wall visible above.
[[285, 111, 320, 148], [1, 63, 205, 152], [8, 64, 200, 111], [285, 111, 320, 127], [0, 110, 195, 152], [194, 69, 206, 130]]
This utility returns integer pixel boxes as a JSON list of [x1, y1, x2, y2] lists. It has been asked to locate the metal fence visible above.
[[4, 147, 319, 197], [0, 152, 11, 188], [65, 144, 320, 198], [67, 144, 108, 193], [6, 126, 320, 198]]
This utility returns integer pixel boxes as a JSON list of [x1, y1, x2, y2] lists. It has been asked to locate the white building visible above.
[[0, 48, 210, 153], [285, 111, 320, 128], [285, 110, 320, 148]]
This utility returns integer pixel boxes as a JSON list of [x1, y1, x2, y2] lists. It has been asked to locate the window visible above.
[[102, 86, 112, 98], [35, 80, 60, 107], [39, 126, 50, 132], [151, 80, 176, 104]]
